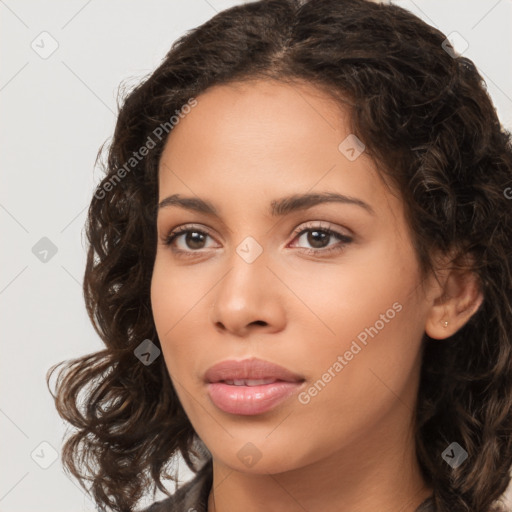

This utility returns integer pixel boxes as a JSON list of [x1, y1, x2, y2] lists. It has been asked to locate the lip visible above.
[[204, 358, 305, 415], [204, 357, 305, 383]]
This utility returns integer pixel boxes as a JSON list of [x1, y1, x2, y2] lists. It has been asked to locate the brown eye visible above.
[[163, 226, 217, 255], [179, 231, 207, 250], [290, 222, 353, 257], [303, 229, 331, 249]]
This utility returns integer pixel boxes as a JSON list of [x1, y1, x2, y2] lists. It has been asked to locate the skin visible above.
[[150, 79, 483, 512]]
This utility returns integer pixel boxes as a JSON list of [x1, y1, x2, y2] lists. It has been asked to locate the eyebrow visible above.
[[158, 192, 375, 217]]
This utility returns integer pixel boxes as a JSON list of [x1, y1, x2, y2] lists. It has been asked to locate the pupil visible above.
[[187, 232, 205, 249], [308, 230, 328, 248]]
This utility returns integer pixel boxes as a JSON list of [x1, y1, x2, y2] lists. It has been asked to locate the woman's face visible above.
[[151, 79, 436, 474]]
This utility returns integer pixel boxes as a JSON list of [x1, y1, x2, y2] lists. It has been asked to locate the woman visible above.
[[48, 0, 512, 511]]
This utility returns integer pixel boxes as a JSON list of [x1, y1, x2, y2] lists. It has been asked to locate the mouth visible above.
[[220, 378, 282, 386], [204, 357, 305, 384], [204, 358, 305, 415]]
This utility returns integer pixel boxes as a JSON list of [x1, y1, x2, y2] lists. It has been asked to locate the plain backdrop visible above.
[[1, 1, 512, 511]]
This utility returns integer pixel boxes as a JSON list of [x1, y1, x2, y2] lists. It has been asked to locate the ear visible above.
[[424, 253, 484, 340]]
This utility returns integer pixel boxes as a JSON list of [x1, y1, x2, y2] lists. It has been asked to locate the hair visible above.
[[47, 0, 512, 511]]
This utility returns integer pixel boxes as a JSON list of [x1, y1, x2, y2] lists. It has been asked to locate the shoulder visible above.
[[140, 460, 213, 512]]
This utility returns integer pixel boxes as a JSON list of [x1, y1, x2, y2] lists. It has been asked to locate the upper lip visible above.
[[204, 357, 305, 383]]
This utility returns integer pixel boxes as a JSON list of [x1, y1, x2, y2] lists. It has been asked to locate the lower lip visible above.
[[207, 381, 303, 415]]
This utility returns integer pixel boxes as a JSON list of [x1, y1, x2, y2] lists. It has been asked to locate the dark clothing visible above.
[[143, 460, 435, 512], [143, 460, 213, 512]]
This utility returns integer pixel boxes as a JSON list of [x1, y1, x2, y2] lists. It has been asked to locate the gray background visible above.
[[1, 1, 511, 511]]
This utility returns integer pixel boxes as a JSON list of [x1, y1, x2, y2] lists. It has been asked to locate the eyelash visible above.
[[161, 221, 353, 259]]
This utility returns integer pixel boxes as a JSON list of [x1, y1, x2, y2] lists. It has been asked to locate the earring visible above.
[[443, 320, 448, 328]]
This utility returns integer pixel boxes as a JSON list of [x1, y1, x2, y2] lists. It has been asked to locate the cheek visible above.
[[341, 235, 421, 316], [151, 252, 212, 325], [150, 257, 201, 370], [301, 237, 425, 397], [304, 237, 421, 346]]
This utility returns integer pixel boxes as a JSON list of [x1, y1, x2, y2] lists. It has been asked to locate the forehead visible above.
[[160, 79, 348, 167], [157, 79, 395, 219]]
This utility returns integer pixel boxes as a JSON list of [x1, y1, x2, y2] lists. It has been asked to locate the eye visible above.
[[162, 225, 217, 257], [289, 221, 353, 257], [161, 221, 353, 258]]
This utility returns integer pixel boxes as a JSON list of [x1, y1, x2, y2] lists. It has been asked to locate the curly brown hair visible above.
[[47, 0, 512, 511]]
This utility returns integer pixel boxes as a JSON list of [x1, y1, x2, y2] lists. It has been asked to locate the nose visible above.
[[209, 250, 287, 337]]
